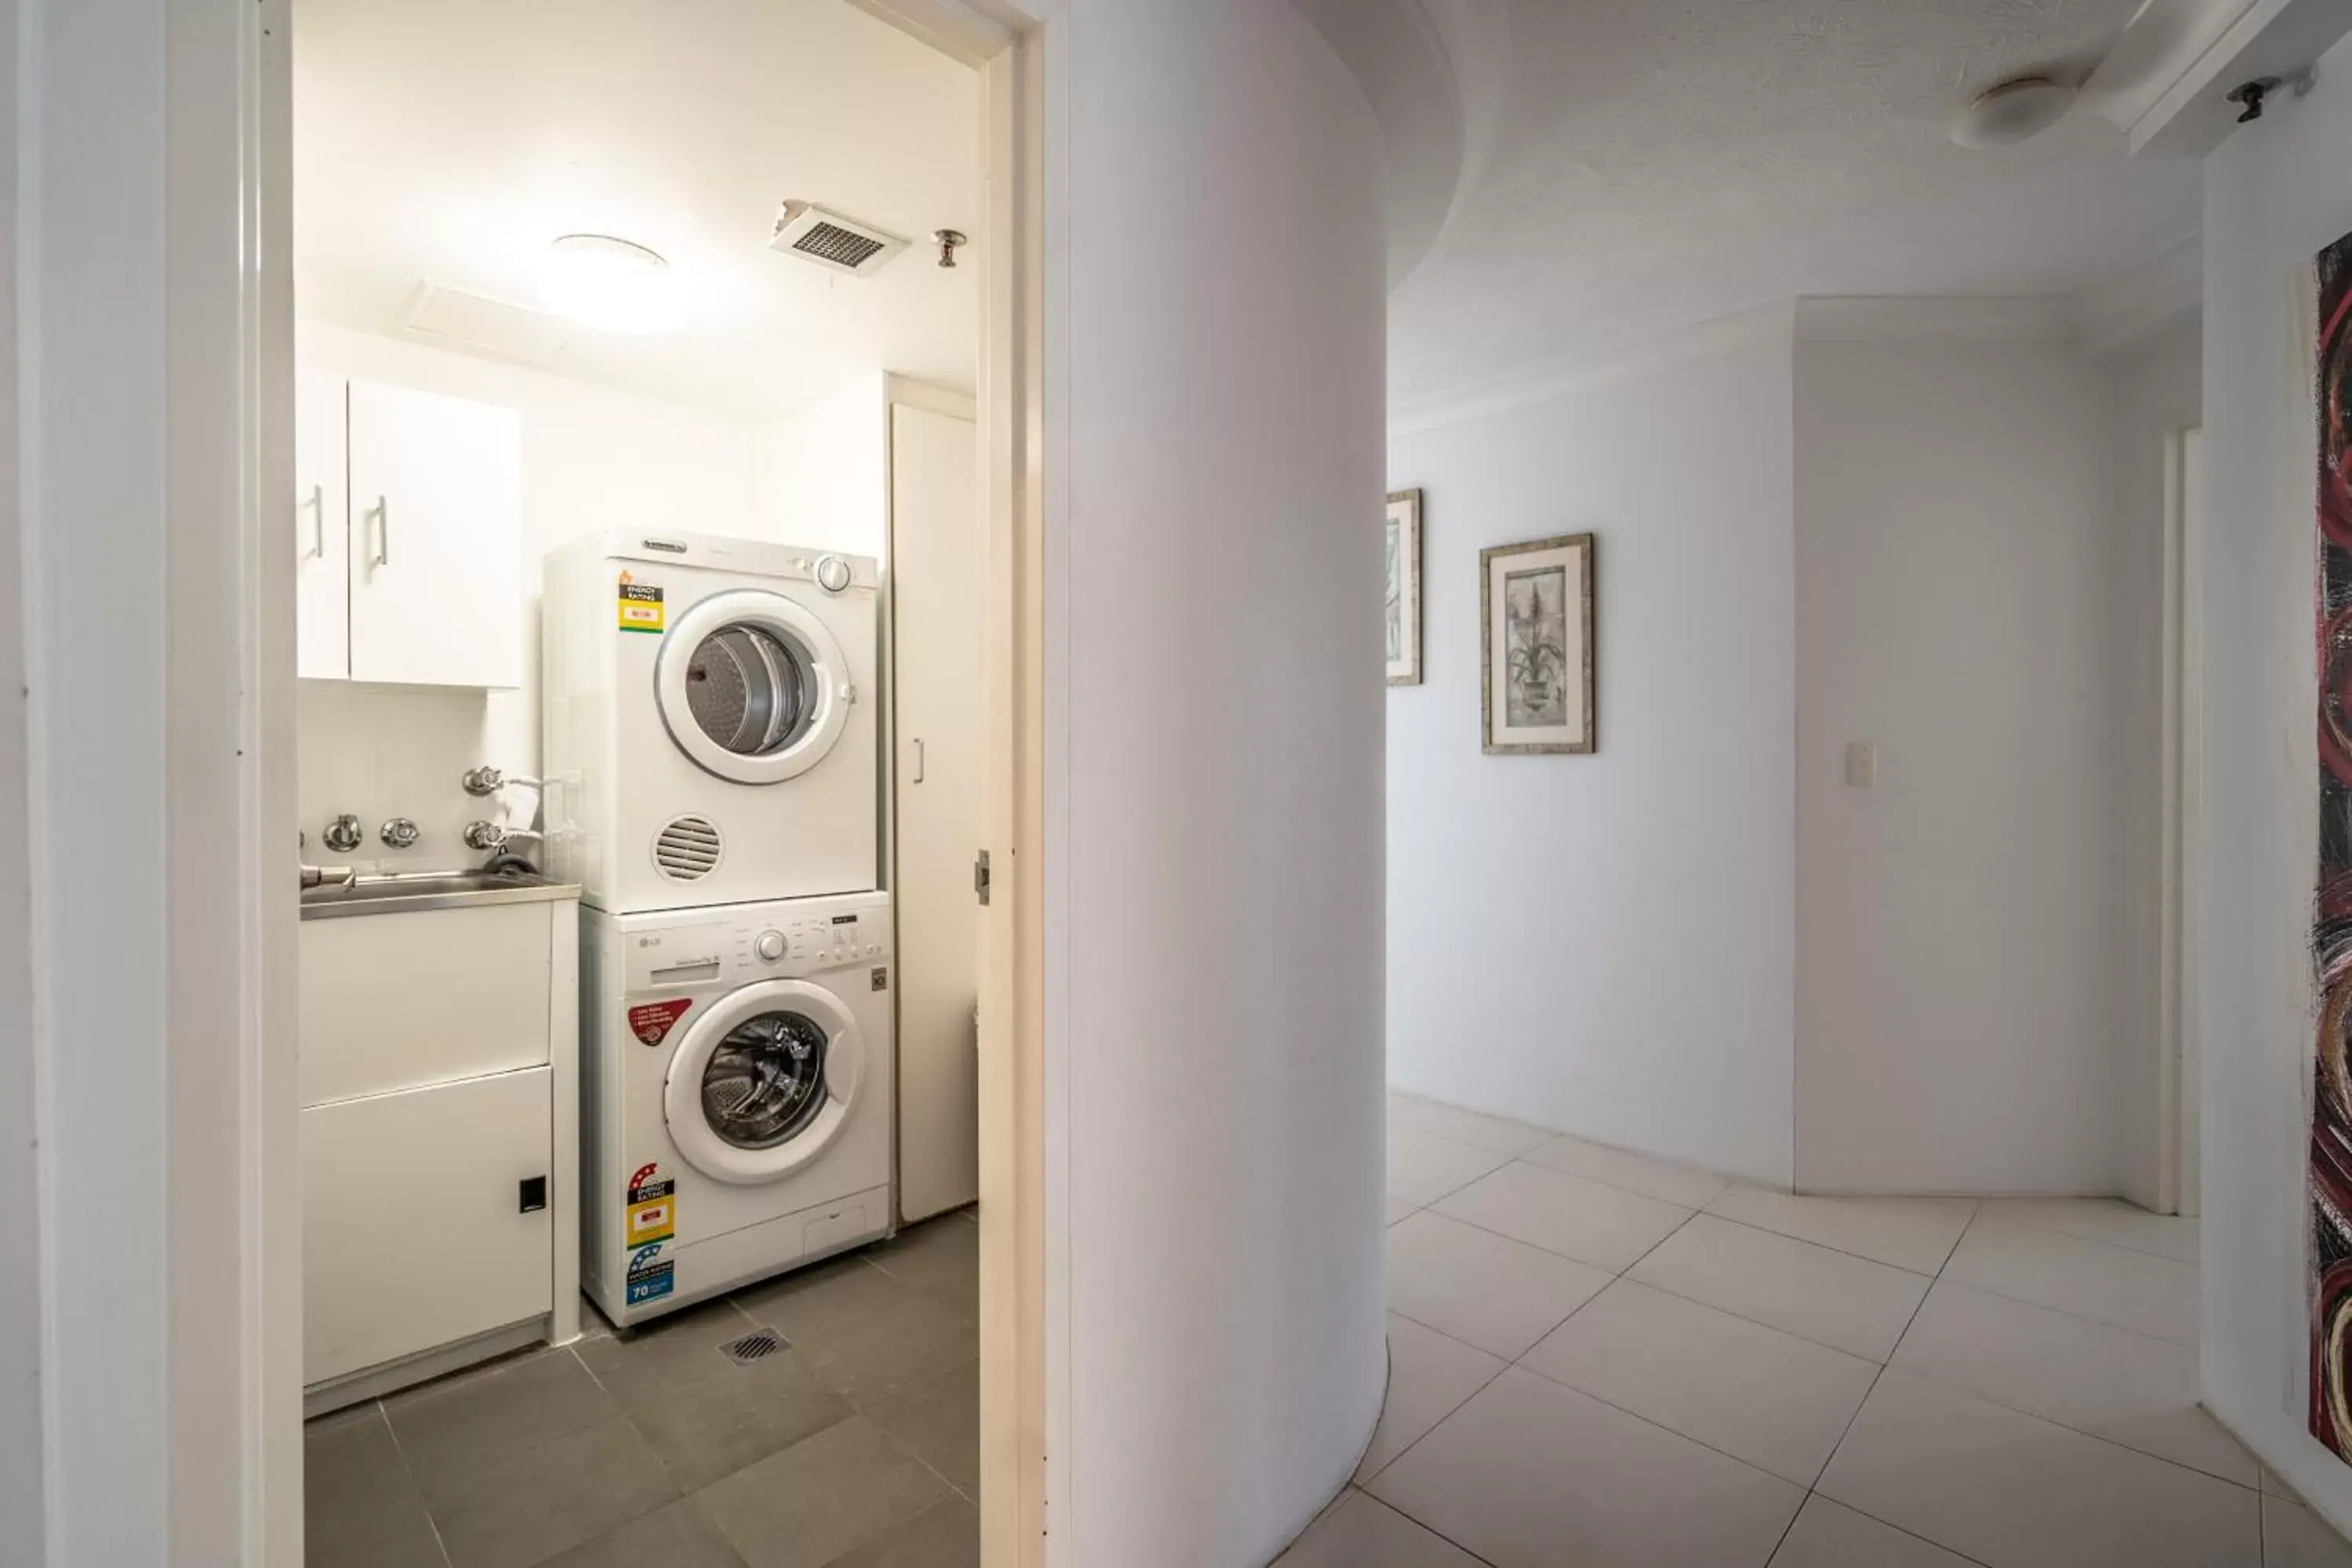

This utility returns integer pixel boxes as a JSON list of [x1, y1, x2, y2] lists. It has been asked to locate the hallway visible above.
[[1281, 1094, 2344, 1568]]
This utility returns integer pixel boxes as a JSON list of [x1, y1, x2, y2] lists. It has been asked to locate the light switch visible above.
[[1845, 742, 1878, 789]]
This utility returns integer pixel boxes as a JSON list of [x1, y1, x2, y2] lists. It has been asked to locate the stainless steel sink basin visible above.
[[299, 867, 581, 920]]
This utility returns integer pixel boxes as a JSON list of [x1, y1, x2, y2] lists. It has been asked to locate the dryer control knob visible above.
[[755, 931, 786, 963], [814, 554, 854, 594]]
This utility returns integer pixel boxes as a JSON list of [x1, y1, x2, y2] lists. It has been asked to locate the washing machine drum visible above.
[[663, 978, 864, 1185], [656, 589, 854, 786]]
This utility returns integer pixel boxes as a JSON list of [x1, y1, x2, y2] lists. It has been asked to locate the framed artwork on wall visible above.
[[1479, 532, 1595, 754], [1386, 488, 1424, 687], [2309, 225, 2352, 1465]]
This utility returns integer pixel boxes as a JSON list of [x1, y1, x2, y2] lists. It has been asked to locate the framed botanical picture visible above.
[[1479, 532, 1595, 754], [1385, 488, 1424, 687]]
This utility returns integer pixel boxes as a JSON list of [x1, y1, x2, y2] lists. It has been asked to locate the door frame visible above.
[[14, 0, 1051, 1561], [2158, 423, 2205, 1218]]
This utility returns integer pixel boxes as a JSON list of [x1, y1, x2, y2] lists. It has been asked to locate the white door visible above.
[[346, 379, 524, 688], [296, 374, 350, 679], [891, 403, 981, 1220], [301, 1067, 553, 1386]]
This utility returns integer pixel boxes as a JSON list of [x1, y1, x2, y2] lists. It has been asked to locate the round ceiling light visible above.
[[1949, 76, 2078, 148], [539, 234, 685, 333]]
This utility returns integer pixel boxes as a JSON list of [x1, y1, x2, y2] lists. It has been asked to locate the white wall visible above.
[[1385, 319, 1799, 1187], [2103, 311, 2203, 1212], [0, 0, 41, 1555], [753, 372, 891, 559], [1042, 1, 1389, 1561], [1791, 329, 2124, 1196], [2199, 29, 2352, 1532], [294, 325, 768, 869]]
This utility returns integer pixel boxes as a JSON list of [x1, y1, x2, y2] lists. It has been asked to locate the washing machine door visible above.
[[662, 979, 865, 1185], [655, 588, 855, 786]]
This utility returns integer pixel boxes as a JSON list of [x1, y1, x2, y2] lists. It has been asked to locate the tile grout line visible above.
[[370, 1396, 458, 1568], [1364, 1207, 1704, 1538]]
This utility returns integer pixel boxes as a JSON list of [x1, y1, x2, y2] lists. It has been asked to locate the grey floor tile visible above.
[[865, 1216, 980, 1314], [822, 1494, 980, 1568], [305, 1406, 448, 1568], [864, 1359, 980, 1497], [694, 1414, 950, 1568], [427, 1417, 678, 1568], [734, 1257, 924, 1342], [387, 1348, 619, 1504], [535, 1501, 746, 1568], [574, 1297, 760, 1410], [622, 1348, 855, 1492], [797, 1294, 980, 1407]]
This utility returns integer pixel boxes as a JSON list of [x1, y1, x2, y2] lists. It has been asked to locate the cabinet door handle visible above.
[[303, 484, 325, 559], [368, 495, 390, 568], [913, 737, 925, 784]]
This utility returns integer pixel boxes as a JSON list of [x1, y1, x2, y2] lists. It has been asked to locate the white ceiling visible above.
[[1390, 0, 2205, 414], [293, 0, 978, 419]]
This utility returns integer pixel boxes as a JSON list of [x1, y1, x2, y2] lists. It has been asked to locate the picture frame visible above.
[[1479, 532, 1595, 754], [1386, 488, 1424, 688]]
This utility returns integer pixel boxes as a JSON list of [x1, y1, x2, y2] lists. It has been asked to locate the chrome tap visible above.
[[463, 821, 544, 853], [379, 818, 421, 850]]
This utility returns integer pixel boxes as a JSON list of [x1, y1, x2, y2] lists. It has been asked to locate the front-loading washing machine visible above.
[[543, 529, 880, 913], [580, 891, 893, 1327]]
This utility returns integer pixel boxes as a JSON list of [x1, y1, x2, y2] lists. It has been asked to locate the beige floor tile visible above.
[[1358, 1314, 1506, 1481], [1817, 1370, 2259, 1568], [2267, 1495, 2352, 1567], [1976, 1196, 2199, 1265], [1768, 1497, 1977, 1567], [1367, 1367, 1804, 1568], [1385, 1197, 1417, 1227], [1385, 1211, 1611, 1359], [1274, 1490, 1483, 1567], [1522, 1279, 1878, 1486], [1626, 1214, 1929, 1362], [1891, 1279, 2256, 1486], [1388, 1127, 1512, 1207], [1432, 1161, 1692, 1272], [1706, 1186, 1976, 1274], [1388, 1098, 1555, 1156], [1943, 1215, 2198, 1346], [1523, 1134, 1731, 1210]]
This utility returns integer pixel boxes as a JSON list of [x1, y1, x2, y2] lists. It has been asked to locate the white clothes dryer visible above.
[[580, 891, 894, 1327], [543, 529, 879, 913]]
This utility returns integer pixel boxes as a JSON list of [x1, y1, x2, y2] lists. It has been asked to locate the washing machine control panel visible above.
[[623, 905, 891, 989]]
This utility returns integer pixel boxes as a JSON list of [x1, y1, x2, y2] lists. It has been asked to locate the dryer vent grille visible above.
[[654, 815, 723, 881]]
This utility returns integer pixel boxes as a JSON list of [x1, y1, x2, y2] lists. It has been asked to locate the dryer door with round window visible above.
[[662, 979, 866, 1185], [655, 589, 854, 786]]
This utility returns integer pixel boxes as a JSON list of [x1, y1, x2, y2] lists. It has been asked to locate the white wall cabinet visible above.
[[298, 376, 523, 688], [296, 374, 351, 680]]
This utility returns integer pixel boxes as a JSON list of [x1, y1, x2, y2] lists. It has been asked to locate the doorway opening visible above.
[[267, 0, 1044, 1562]]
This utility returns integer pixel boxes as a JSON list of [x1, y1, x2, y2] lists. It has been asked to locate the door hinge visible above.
[[975, 848, 992, 907]]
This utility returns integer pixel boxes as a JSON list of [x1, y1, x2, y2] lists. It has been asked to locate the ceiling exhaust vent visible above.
[[769, 201, 909, 277]]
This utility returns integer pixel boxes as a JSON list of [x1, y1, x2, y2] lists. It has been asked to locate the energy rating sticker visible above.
[[618, 579, 664, 633]]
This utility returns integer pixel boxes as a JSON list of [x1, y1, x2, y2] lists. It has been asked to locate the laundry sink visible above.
[[299, 866, 579, 920]]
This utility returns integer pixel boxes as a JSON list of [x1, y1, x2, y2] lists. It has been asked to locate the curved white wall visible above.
[[2200, 28, 2352, 1531], [1042, 2, 1389, 1562]]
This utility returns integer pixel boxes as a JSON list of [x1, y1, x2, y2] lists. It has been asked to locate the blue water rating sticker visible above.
[[626, 1242, 675, 1305]]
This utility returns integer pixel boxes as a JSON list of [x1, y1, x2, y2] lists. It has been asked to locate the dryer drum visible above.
[[684, 622, 812, 757], [701, 1010, 830, 1149]]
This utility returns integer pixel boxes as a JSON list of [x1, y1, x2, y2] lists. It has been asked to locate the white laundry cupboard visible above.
[[297, 374, 524, 688], [889, 396, 982, 1222], [298, 894, 579, 1412]]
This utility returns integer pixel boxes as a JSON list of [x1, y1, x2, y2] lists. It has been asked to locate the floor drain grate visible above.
[[718, 1328, 786, 1366]]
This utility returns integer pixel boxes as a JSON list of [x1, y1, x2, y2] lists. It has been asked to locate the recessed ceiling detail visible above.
[[1390, 0, 2201, 413]]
